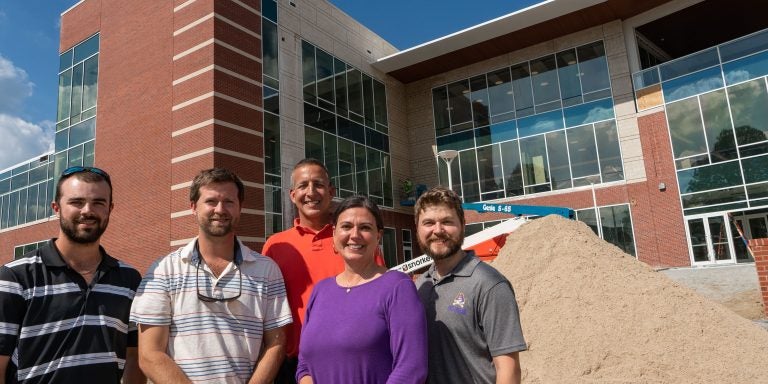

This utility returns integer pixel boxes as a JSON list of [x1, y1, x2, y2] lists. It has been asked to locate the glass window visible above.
[[73, 34, 99, 63], [600, 205, 636, 256], [26, 186, 38, 222], [82, 141, 95, 167], [564, 98, 614, 128], [337, 117, 365, 145], [264, 113, 280, 174], [557, 49, 582, 106], [662, 66, 723, 103], [546, 131, 571, 190], [487, 68, 514, 118], [530, 55, 559, 106], [69, 118, 96, 147], [334, 59, 348, 117], [727, 79, 768, 146], [511, 62, 534, 117], [576, 207, 599, 234], [373, 79, 388, 127], [263, 20, 279, 80], [458, 149, 480, 202], [476, 145, 503, 196], [304, 103, 335, 134], [436, 130, 474, 152], [577, 41, 610, 95], [302, 41, 316, 104], [382, 228, 397, 268], [433, 87, 450, 136], [470, 75, 490, 128], [448, 80, 473, 131], [70, 63, 84, 118], [567, 124, 599, 178], [59, 49, 73, 72], [517, 109, 564, 138], [699, 89, 736, 162], [337, 138, 355, 197], [362, 74, 375, 128], [57, 69, 72, 122], [667, 97, 707, 160], [367, 148, 383, 198], [595, 121, 624, 182], [316, 49, 334, 105], [677, 161, 743, 194], [347, 68, 363, 118], [324, 132, 338, 182], [723, 50, 768, 85], [354, 143, 367, 195], [402, 229, 412, 264], [8, 191, 18, 227], [661, 47, 720, 81], [305, 126, 323, 160], [490, 120, 517, 143], [742, 154, 768, 183], [82, 55, 98, 111], [520, 135, 549, 191], [264, 86, 279, 115]]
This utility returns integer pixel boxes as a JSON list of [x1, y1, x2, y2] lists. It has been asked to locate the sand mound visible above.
[[492, 215, 768, 383]]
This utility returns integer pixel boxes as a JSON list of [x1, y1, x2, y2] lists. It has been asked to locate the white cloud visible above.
[[0, 54, 35, 114], [0, 113, 53, 170]]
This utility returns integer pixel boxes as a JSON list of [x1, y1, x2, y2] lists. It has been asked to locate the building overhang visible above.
[[373, 0, 674, 83]]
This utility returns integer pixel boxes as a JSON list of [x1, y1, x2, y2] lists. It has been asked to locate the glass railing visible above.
[[632, 27, 768, 108]]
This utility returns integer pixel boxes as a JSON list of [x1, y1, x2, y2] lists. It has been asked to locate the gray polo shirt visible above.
[[415, 251, 526, 384]]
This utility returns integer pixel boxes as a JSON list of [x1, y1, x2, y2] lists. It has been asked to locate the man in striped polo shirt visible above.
[[0, 166, 145, 384], [131, 168, 292, 383]]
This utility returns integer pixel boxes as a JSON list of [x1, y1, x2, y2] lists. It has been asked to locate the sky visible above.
[[0, 0, 541, 171]]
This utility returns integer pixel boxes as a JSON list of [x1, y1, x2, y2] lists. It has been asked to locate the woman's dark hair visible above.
[[332, 195, 384, 230]]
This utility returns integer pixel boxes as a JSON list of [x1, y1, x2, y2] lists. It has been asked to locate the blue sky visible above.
[[0, 0, 540, 171]]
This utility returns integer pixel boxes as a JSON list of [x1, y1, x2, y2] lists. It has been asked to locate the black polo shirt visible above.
[[0, 239, 141, 384]]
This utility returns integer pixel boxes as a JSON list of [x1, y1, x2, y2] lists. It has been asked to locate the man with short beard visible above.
[[130, 168, 291, 384], [0, 166, 144, 384], [413, 187, 526, 384]]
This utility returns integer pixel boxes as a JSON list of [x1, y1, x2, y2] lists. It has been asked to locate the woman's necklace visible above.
[[341, 268, 380, 293]]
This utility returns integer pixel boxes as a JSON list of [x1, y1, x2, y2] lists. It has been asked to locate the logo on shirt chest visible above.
[[447, 292, 467, 315]]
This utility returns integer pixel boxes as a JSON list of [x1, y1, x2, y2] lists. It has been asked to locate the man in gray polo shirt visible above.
[[414, 187, 526, 384]]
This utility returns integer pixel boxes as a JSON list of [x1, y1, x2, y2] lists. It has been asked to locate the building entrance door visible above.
[[685, 214, 735, 265], [731, 212, 768, 262]]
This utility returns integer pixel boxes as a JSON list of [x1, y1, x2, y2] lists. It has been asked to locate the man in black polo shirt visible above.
[[414, 187, 527, 384], [0, 167, 144, 384]]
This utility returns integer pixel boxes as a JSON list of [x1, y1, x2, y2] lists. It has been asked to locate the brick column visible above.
[[749, 238, 768, 317]]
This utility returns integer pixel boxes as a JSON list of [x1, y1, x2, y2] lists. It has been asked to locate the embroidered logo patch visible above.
[[448, 292, 467, 315]]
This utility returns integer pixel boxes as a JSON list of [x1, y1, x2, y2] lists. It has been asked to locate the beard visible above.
[[198, 215, 235, 237], [60, 214, 109, 244], [418, 232, 464, 262]]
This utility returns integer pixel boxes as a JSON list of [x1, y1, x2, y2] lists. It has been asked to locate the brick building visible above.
[[2, 0, 768, 275]]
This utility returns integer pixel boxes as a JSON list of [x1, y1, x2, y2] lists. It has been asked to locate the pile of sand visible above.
[[492, 215, 768, 383]]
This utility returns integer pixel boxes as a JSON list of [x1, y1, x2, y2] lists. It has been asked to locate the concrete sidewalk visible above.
[[659, 263, 767, 330]]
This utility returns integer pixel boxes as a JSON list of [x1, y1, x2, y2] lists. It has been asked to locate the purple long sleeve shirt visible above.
[[297, 271, 428, 384]]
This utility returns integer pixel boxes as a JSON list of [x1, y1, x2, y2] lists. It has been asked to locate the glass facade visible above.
[[431, 41, 623, 202], [302, 41, 393, 207], [0, 155, 55, 230], [382, 227, 397, 267], [14, 240, 48, 260], [55, 34, 99, 180], [575, 204, 636, 256], [633, 29, 768, 216], [262, 0, 282, 236]]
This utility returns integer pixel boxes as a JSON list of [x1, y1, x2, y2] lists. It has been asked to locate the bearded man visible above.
[[0, 166, 144, 384], [413, 186, 527, 384], [130, 168, 291, 383]]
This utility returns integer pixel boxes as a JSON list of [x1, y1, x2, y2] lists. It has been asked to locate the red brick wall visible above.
[[749, 238, 768, 317]]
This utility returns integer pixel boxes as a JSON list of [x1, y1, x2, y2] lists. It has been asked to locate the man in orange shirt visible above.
[[263, 158, 383, 384]]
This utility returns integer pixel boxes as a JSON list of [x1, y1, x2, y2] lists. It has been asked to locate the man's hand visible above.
[[138, 324, 191, 384]]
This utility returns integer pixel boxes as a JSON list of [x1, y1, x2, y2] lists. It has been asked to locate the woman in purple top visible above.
[[296, 195, 428, 384]]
